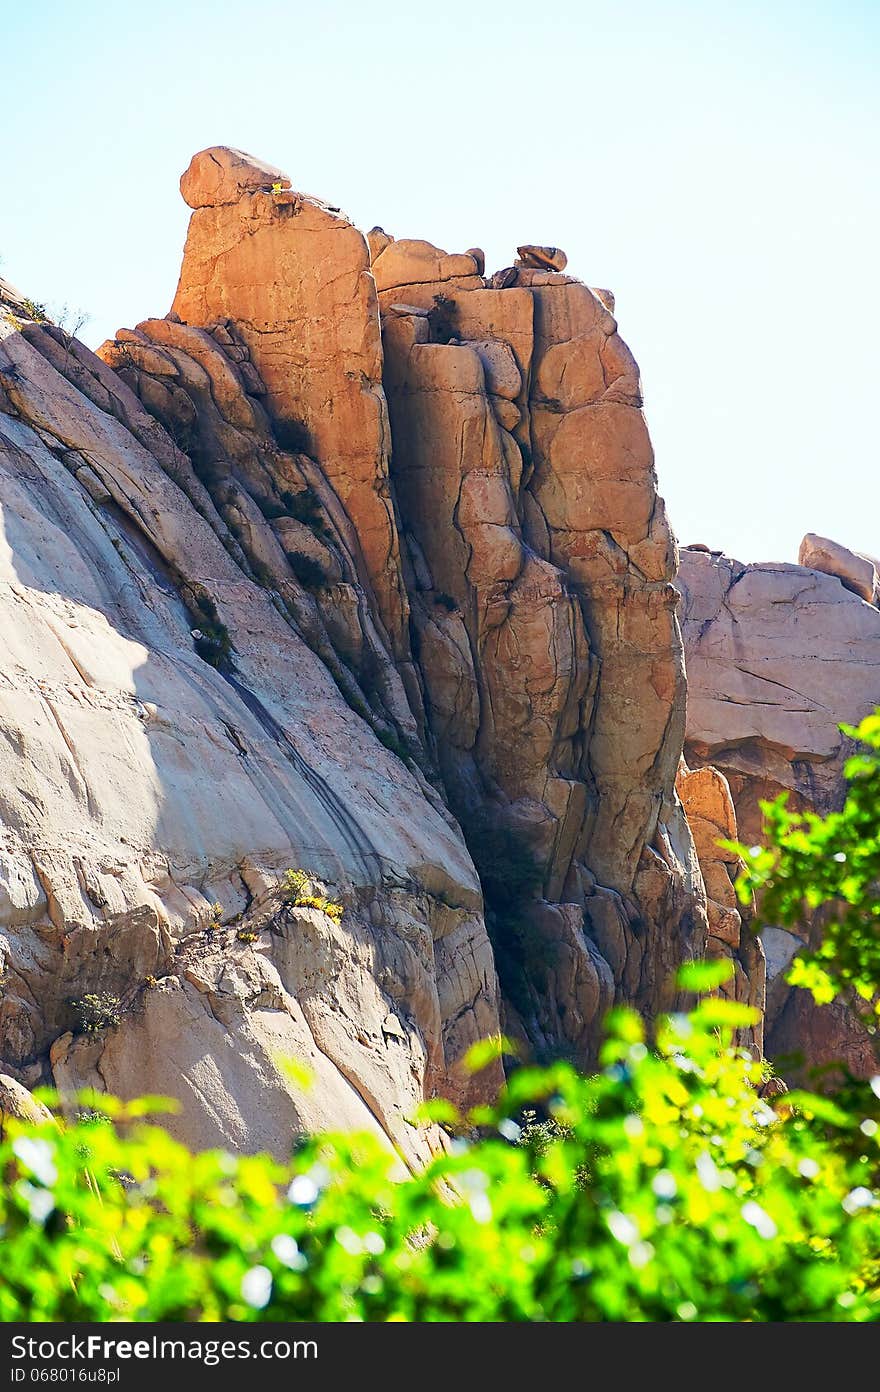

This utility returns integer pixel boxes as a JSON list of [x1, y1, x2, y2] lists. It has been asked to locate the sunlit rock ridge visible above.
[[0, 147, 762, 1156]]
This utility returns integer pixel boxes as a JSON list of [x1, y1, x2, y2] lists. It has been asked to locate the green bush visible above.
[[21, 297, 48, 323], [1, 970, 879, 1321], [69, 993, 122, 1035], [729, 708, 880, 1039]]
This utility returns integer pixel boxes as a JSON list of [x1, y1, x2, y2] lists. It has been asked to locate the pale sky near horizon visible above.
[[2, 0, 878, 565]]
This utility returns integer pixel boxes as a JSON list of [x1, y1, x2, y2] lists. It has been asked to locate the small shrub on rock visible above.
[[69, 993, 122, 1035]]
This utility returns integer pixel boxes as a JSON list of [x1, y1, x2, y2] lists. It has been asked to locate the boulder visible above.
[[516, 244, 568, 272], [798, 532, 879, 606]]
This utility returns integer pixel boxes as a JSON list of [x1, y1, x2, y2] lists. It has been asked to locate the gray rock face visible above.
[[679, 547, 880, 819], [678, 544, 880, 1077], [0, 280, 501, 1162]]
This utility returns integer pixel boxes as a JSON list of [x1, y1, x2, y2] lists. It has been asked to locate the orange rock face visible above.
[[376, 232, 720, 1054], [676, 762, 764, 1052], [90, 150, 766, 1075], [171, 147, 408, 663]]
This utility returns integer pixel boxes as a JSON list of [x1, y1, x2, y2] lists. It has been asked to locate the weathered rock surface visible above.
[[0, 149, 763, 1152], [375, 232, 728, 1055], [675, 762, 763, 1052], [798, 533, 880, 607], [171, 147, 410, 671], [0, 276, 500, 1163], [679, 541, 880, 1075]]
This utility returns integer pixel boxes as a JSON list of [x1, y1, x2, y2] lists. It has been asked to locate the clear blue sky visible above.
[[3, 0, 878, 564]]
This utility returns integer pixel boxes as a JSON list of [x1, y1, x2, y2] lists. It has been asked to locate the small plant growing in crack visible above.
[[282, 869, 344, 922], [21, 298, 49, 324], [70, 992, 122, 1035], [282, 868, 312, 901], [295, 895, 344, 923], [236, 930, 259, 944]]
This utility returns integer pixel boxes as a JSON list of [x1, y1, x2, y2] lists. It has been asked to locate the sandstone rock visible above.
[[679, 548, 880, 818], [0, 153, 765, 1145], [679, 544, 880, 1076], [371, 239, 483, 300], [367, 226, 394, 261], [180, 146, 291, 209], [0, 285, 503, 1150], [0, 1074, 53, 1133], [798, 532, 879, 606], [488, 267, 519, 290], [516, 244, 568, 272], [380, 234, 715, 1053], [171, 148, 409, 665], [676, 761, 763, 1051]]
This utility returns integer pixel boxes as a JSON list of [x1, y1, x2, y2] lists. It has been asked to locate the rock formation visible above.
[[679, 542, 880, 1076], [0, 271, 499, 1166], [0, 147, 764, 1155]]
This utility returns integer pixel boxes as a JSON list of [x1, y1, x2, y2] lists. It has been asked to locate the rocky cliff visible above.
[[0, 147, 760, 1157], [679, 538, 880, 1077]]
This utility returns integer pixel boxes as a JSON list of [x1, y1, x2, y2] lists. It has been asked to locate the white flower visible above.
[[271, 1234, 307, 1271], [696, 1152, 721, 1193], [652, 1170, 677, 1200], [741, 1201, 777, 1239], [629, 1241, 655, 1269], [17, 1181, 54, 1224], [336, 1226, 364, 1255], [842, 1186, 876, 1215], [287, 1174, 319, 1207], [606, 1211, 639, 1246], [468, 1194, 492, 1225], [240, 1265, 272, 1308]]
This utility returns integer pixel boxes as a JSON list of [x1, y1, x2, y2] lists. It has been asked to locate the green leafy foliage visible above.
[[2, 994, 879, 1321], [69, 993, 122, 1035], [282, 868, 311, 901], [726, 710, 880, 1018], [20, 297, 48, 323], [281, 869, 343, 922]]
